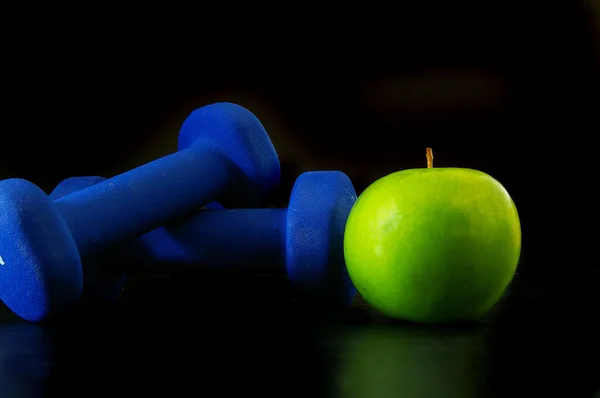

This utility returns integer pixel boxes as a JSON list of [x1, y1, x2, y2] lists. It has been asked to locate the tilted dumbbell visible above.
[[0, 102, 280, 322], [51, 171, 357, 309]]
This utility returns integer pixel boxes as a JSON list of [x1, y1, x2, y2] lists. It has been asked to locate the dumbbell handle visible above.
[[123, 208, 288, 274], [54, 147, 232, 257]]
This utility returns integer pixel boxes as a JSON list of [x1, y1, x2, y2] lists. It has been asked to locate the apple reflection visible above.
[[0, 323, 52, 397], [335, 323, 488, 398]]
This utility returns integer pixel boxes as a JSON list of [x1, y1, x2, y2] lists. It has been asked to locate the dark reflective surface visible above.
[[0, 324, 52, 397], [1, 270, 599, 397]]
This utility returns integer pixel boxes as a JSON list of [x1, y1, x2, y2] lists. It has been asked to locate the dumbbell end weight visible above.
[[55, 102, 280, 258], [133, 171, 358, 310], [0, 178, 83, 322], [178, 102, 281, 208], [48, 171, 359, 312], [285, 171, 358, 310], [0, 102, 280, 322]]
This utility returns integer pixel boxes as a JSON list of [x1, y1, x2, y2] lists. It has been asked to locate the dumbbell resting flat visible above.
[[52, 171, 357, 310]]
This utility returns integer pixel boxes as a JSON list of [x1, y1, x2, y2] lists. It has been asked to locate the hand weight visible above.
[[0, 102, 280, 322], [52, 171, 357, 309]]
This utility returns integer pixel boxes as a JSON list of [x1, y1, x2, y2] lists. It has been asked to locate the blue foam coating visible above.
[[50, 177, 128, 302], [286, 171, 358, 308], [133, 208, 288, 273], [49, 177, 107, 200], [178, 103, 281, 208], [54, 102, 280, 258], [50, 177, 283, 301], [51, 171, 358, 309], [0, 102, 280, 322], [0, 179, 83, 322]]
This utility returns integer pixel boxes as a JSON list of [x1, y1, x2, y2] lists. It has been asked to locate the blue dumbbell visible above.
[[0, 102, 280, 322], [51, 171, 357, 309]]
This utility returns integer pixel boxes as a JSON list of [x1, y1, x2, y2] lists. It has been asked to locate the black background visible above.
[[0, 3, 599, 397], [2, 2, 598, 274]]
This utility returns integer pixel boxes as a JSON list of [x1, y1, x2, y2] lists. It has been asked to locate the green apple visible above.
[[344, 150, 521, 323]]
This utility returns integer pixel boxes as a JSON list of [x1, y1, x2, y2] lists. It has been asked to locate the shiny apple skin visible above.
[[344, 168, 521, 324]]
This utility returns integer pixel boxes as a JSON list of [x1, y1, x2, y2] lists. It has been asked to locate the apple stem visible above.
[[426, 148, 434, 168]]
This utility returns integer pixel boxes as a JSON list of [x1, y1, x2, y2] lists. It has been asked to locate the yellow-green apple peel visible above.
[[344, 148, 521, 323]]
